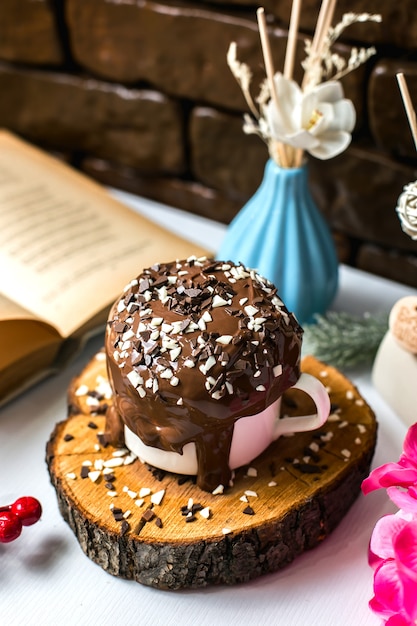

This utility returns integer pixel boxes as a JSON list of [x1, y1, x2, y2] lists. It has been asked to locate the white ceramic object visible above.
[[372, 295, 417, 428], [124, 371, 331, 475]]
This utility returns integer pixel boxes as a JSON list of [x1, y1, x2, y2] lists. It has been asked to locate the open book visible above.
[[0, 130, 209, 405]]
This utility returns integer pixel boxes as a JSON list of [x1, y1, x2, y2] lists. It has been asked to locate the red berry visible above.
[[0, 511, 22, 543], [11, 497, 42, 526]]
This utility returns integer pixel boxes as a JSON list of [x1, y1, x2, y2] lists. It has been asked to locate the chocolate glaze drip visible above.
[[104, 257, 303, 491]]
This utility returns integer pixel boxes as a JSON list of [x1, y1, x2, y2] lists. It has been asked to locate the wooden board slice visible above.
[[46, 352, 377, 590]]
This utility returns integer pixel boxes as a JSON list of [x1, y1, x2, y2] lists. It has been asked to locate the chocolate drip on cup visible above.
[[104, 257, 303, 492]]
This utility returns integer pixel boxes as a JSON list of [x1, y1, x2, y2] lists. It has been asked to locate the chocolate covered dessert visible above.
[[104, 257, 303, 492]]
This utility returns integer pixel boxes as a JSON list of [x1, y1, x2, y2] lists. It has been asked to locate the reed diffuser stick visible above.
[[257, 7, 289, 168], [284, 0, 302, 80], [301, 0, 337, 91], [397, 72, 417, 151], [311, 0, 337, 57]]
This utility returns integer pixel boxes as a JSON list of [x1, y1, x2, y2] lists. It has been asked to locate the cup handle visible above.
[[273, 372, 330, 440]]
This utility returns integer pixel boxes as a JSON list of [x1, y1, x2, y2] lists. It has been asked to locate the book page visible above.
[[0, 131, 208, 338], [0, 292, 40, 322]]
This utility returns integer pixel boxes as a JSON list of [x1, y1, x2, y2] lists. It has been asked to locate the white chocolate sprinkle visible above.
[[273, 364, 283, 377], [75, 384, 89, 396], [212, 484, 224, 496], [123, 454, 137, 465], [151, 490, 166, 505], [112, 449, 129, 457], [88, 470, 101, 483], [202, 311, 212, 323], [328, 413, 341, 422], [212, 295, 229, 308], [103, 458, 125, 468], [127, 370, 143, 388], [216, 335, 233, 345], [198, 318, 206, 331]]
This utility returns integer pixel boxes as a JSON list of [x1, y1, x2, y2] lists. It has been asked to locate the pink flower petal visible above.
[[373, 559, 404, 614], [403, 423, 417, 463], [370, 515, 408, 560], [387, 487, 417, 513], [386, 615, 413, 626], [395, 523, 417, 620], [362, 464, 417, 494]]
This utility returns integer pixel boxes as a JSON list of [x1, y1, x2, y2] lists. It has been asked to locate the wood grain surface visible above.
[[46, 351, 377, 589]]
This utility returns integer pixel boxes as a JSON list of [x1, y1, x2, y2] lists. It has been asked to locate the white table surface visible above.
[[1, 190, 415, 626]]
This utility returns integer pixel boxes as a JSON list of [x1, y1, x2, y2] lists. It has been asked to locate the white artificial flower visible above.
[[396, 181, 417, 240], [265, 74, 356, 160]]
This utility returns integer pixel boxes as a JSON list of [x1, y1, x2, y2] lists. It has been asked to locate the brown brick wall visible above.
[[1, 0, 417, 289]]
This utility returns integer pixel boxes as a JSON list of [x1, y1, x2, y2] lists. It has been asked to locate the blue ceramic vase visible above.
[[217, 159, 338, 324]]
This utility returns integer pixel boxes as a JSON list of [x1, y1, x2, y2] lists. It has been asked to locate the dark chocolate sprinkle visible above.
[[178, 475, 193, 486], [80, 465, 90, 479], [64, 433, 74, 442], [243, 505, 255, 515], [142, 508, 156, 522], [138, 278, 150, 293], [120, 520, 130, 536], [88, 421, 98, 429], [184, 288, 202, 298], [97, 433, 109, 447], [155, 517, 163, 528], [304, 446, 320, 463], [293, 463, 322, 474], [113, 321, 127, 333]]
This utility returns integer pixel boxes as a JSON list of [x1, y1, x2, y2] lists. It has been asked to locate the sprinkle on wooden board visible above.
[[48, 350, 377, 584]]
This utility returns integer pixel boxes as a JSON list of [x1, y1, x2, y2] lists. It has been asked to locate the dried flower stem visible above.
[[257, 7, 289, 168], [397, 72, 417, 151], [227, 42, 260, 119]]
